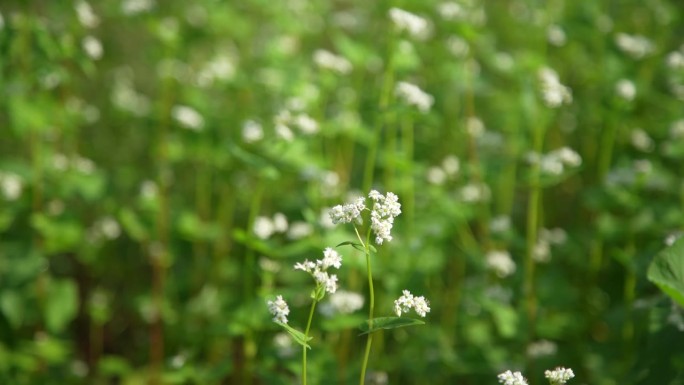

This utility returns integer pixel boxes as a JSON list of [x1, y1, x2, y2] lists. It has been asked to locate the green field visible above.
[[2, 1, 684, 384]]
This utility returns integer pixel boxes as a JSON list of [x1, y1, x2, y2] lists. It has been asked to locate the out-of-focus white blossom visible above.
[[547, 24, 566, 46], [616, 79, 636, 101], [533, 239, 551, 263], [140, 180, 158, 200], [313, 49, 352, 74], [497, 370, 528, 385], [459, 183, 490, 203], [394, 290, 430, 317], [669, 119, 684, 140], [287, 221, 313, 240], [437, 2, 464, 21], [321, 290, 364, 315], [196, 55, 236, 86], [395, 81, 434, 112], [466, 116, 485, 137], [615, 32, 654, 59], [82, 36, 103, 60], [442, 155, 460, 175], [490, 215, 511, 233], [544, 367, 575, 384], [272, 213, 289, 233], [242, 120, 263, 143], [267, 295, 290, 324], [273, 332, 295, 357], [254, 216, 275, 240], [75, 1, 99, 28], [172, 105, 204, 131], [539, 67, 572, 107], [446, 35, 470, 58], [388, 8, 429, 40], [667, 50, 684, 69], [122, 0, 155, 15], [527, 339, 558, 357], [427, 167, 447, 185], [0, 172, 23, 201], [486, 250, 516, 278], [630, 128, 654, 152]]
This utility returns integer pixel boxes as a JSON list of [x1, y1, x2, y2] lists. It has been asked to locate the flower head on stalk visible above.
[[497, 370, 528, 385], [369, 190, 402, 244], [393, 290, 430, 317], [329, 197, 366, 225], [544, 367, 574, 384], [294, 247, 343, 295], [267, 295, 290, 324]]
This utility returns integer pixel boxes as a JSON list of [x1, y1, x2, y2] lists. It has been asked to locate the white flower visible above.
[[96, 216, 121, 240], [615, 32, 654, 59], [395, 81, 434, 112], [172, 105, 204, 131], [427, 167, 447, 185], [490, 215, 511, 233], [242, 120, 263, 143], [667, 51, 684, 69], [393, 289, 430, 317], [82, 36, 103, 60], [630, 128, 654, 152], [466, 116, 485, 137], [272, 213, 289, 233], [670, 119, 684, 139], [497, 370, 528, 385], [327, 290, 364, 314], [547, 24, 566, 46], [253, 216, 275, 240], [369, 191, 402, 244], [294, 259, 316, 272], [267, 295, 290, 324], [75, 1, 99, 28], [122, 0, 155, 15], [544, 367, 575, 384], [0, 172, 23, 201], [446, 35, 470, 58], [533, 239, 551, 263], [526, 339, 558, 357], [437, 2, 464, 21], [294, 113, 319, 135], [287, 221, 313, 240], [313, 49, 352, 74], [329, 197, 366, 224], [616, 79, 636, 101], [459, 183, 490, 203], [321, 247, 343, 269], [538, 67, 572, 108], [486, 250, 516, 278], [442, 155, 460, 175], [388, 8, 429, 40], [295, 248, 343, 294]]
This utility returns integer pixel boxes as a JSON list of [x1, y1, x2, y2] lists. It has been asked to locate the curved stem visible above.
[[358, 225, 375, 385], [302, 298, 318, 385]]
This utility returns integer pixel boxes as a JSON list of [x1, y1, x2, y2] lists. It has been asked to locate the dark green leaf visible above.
[[358, 317, 425, 335], [648, 237, 684, 307]]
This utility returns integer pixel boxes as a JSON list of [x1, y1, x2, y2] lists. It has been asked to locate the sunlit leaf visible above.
[[358, 317, 425, 335]]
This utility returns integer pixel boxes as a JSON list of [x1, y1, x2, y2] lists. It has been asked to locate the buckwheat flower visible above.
[[275, 123, 295, 141], [541, 227, 567, 245], [533, 239, 551, 263], [547, 24, 566, 46], [667, 51, 684, 69], [630, 128, 654, 152], [466, 116, 485, 137], [327, 290, 364, 314], [459, 183, 490, 203], [267, 295, 290, 324], [527, 339, 558, 357], [538, 67, 572, 107], [75, 1, 99, 28], [486, 250, 516, 278], [294, 259, 316, 272], [73, 156, 96, 174], [172, 105, 204, 131], [490, 215, 511, 233], [294, 113, 319, 135], [122, 0, 155, 15], [616, 79, 636, 101], [442, 155, 460, 175], [82, 36, 103, 60], [665, 232, 682, 246], [446, 35, 470, 58], [552, 147, 582, 167], [287, 221, 313, 240], [369, 191, 402, 244], [273, 332, 296, 357], [272, 213, 289, 233], [427, 167, 447, 185], [321, 247, 342, 269], [254, 216, 275, 240], [388, 7, 429, 40], [615, 32, 654, 59], [242, 120, 263, 143], [669, 119, 684, 140], [412, 295, 431, 317], [394, 290, 414, 316], [437, 2, 464, 21], [313, 49, 352, 74], [395, 81, 434, 112], [544, 367, 574, 384], [329, 197, 366, 224], [540, 156, 564, 176], [0, 172, 23, 201], [314, 270, 338, 294], [498, 370, 528, 385]]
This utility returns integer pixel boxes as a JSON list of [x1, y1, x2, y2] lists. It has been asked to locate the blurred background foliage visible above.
[[1, 0, 684, 384]]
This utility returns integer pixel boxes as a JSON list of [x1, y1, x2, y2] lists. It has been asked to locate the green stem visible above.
[[302, 298, 318, 385], [357, 226, 374, 385]]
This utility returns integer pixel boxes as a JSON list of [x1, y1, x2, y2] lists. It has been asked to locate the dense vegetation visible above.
[[1, 1, 684, 384]]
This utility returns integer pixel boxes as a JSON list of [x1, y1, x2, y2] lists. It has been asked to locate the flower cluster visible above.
[[393, 290, 430, 317], [486, 250, 516, 278], [388, 7, 429, 40], [313, 49, 352, 74], [538, 67, 572, 108], [294, 247, 343, 294], [368, 190, 402, 244], [526, 147, 582, 177], [329, 197, 366, 225], [544, 367, 575, 384], [394, 81, 434, 113], [267, 295, 290, 324], [497, 370, 528, 385]]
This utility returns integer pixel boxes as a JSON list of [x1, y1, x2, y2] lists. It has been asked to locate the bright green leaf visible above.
[[275, 322, 312, 349], [648, 237, 684, 307], [358, 317, 425, 335]]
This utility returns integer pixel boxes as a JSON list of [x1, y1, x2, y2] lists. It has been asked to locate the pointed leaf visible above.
[[275, 322, 312, 349], [336, 241, 365, 252], [648, 237, 684, 307], [358, 317, 425, 335]]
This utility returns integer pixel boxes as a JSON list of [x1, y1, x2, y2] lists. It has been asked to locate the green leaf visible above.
[[275, 322, 312, 349], [648, 237, 684, 307], [45, 279, 79, 333], [336, 241, 365, 252], [358, 317, 425, 335]]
